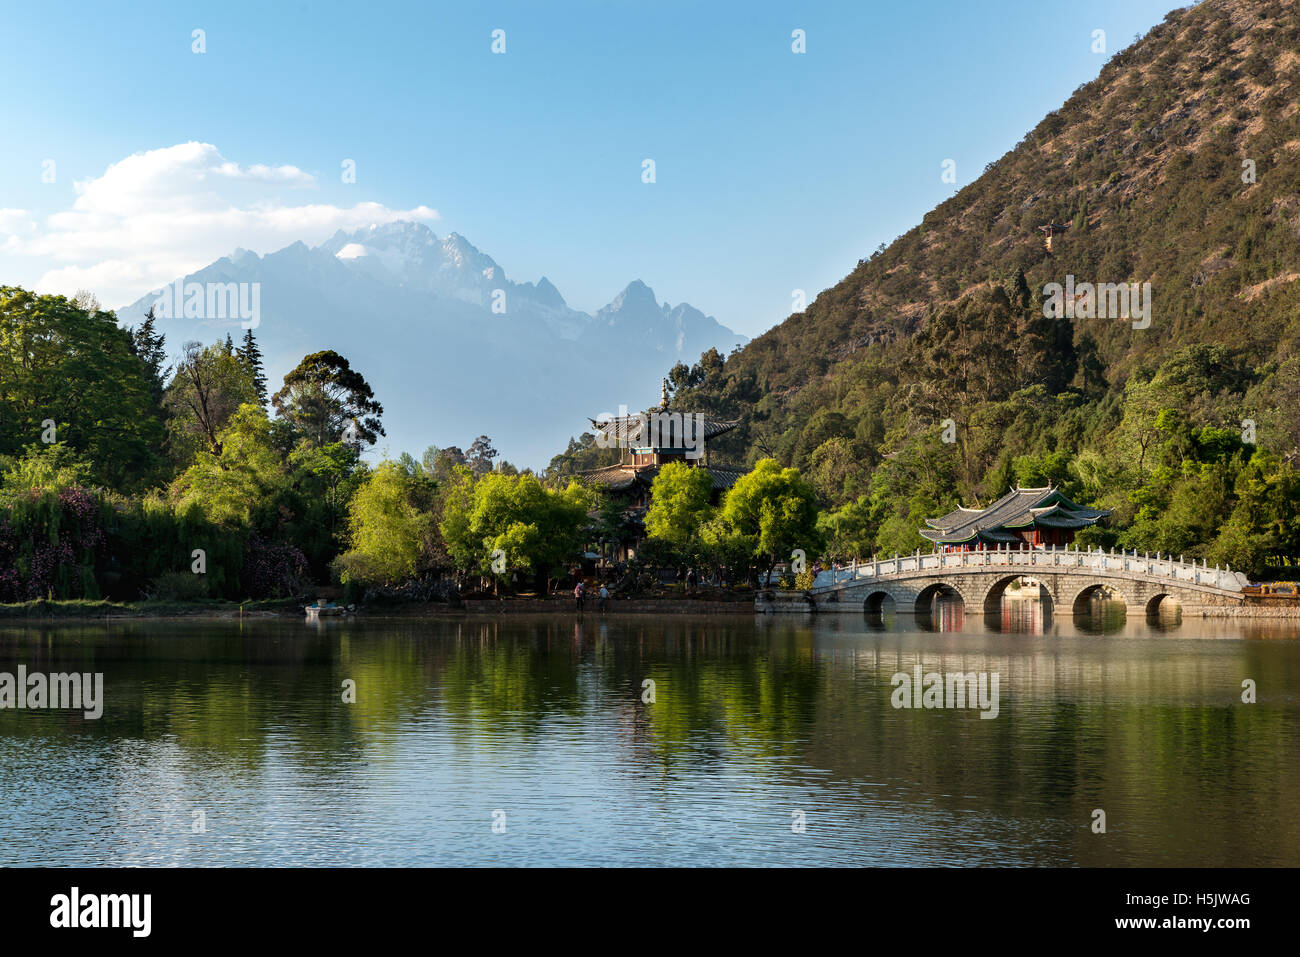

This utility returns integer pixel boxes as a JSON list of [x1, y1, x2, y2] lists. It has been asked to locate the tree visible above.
[[817, 495, 875, 560], [713, 458, 822, 577], [466, 435, 499, 475], [808, 436, 868, 506], [332, 461, 434, 586], [426, 445, 468, 482], [171, 403, 285, 526], [440, 470, 591, 590], [165, 340, 259, 463], [129, 306, 170, 402], [0, 286, 167, 490], [272, 350, 385, 448], [644, 462, 715, 548], [236, 329, 268, 406]]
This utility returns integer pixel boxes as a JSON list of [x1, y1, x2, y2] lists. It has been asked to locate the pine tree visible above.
[[130, 306, 169, 400], [237, 329, 268, 405], [1006, 267, 1032, 310], [223, 333, 235, 355]]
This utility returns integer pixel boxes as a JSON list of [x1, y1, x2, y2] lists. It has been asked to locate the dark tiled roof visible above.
[[920, 487, 1110, 544], [704, 465, 748, 490], [579, 462, 747, 492], [580, 465, 644, 491], [588, 410, 739, 448]]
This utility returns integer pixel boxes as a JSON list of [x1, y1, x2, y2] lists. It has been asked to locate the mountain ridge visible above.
[[593, 0, 1300, 573], [117, 222, 748, 467]]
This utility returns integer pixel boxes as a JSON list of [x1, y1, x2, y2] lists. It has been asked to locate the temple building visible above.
[[920, 486, 1110, 550], [581, 380, 746, 560], [1038, 222, 1069, 253]]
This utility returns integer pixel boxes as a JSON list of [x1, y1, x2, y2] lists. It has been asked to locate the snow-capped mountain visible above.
[[116, 222, 747, 467]]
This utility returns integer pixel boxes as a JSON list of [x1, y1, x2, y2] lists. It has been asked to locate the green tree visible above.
[[171, 403, 285, 526], [644, 462, 715, 548], [165, 340, 259, 464], [0, 286, 167, 490], [333, 461, 434, 586], [272, 350, 385, 448], [236, 329, 268, 405], [714, 458, 822, 576], [440, 470, 592, 589]]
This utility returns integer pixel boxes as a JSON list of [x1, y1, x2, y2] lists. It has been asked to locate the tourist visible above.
[[575, 580, 585, 611], [599, 584, 609, 612]]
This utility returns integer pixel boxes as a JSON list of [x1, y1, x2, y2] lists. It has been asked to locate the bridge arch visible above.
[[981, 574, 1053, 618], [1145, 592, 1182, 620], [1070, 581, 1133, 618], [915, 581, 965, 618], [864, 590, 896, 615]]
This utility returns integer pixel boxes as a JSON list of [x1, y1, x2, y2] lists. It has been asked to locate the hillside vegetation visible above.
[[554, 0, 1300, 577]]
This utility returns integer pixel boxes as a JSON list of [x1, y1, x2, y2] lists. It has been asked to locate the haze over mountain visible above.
[[118, 222, 747, 466]]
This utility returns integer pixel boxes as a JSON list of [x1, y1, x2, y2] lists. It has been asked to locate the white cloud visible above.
[[0, 208, 32, 233], [10, 142, 437, 306]]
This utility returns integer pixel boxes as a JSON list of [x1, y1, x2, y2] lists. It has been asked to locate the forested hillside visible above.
[[552, 0, 1300, 576]]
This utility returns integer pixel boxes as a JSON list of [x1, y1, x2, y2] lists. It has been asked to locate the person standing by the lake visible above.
[[599, 584, 609, 612], [575, 580, 585, 611]]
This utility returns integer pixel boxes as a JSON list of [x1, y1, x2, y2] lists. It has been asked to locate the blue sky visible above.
[[1, 0, 1182, 337]]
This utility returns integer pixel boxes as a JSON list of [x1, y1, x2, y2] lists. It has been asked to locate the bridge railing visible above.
[[810, 544, 1247, 593]]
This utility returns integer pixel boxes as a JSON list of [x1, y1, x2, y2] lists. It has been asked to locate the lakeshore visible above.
[[0, 595, 757, 621], [7, 590, 1300, 622]]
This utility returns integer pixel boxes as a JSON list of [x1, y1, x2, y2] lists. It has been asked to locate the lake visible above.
[[1, 607, 1297, 867]]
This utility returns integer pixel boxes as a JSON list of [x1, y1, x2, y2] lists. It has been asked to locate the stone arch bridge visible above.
[[758, 545, 1249, 619]]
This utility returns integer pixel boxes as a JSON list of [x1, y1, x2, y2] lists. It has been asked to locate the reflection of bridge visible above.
[[760, 545, 1249, 619]]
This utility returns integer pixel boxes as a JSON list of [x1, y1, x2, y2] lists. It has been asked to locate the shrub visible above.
[[244, 534, 308, 598], [143, 571, 210, 601]]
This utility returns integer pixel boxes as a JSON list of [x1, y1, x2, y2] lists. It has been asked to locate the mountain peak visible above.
[[606, 279, 659, 313]]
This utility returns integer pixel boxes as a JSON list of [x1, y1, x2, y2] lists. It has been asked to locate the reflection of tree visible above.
[[3, 618, 1299, 865]]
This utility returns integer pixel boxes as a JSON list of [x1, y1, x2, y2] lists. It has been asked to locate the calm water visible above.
[[1, 606, 1298, 867]]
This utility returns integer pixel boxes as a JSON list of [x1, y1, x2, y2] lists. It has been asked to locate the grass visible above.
[[0, 597, 301, 619]]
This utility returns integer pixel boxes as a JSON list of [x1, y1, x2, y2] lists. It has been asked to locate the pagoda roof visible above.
[[588, 409, 739, 448], [920, 486, 1110, 544], [580, 462, 746, 492]]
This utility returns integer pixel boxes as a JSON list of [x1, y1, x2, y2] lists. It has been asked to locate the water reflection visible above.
[[0, 614, 1297, 867]]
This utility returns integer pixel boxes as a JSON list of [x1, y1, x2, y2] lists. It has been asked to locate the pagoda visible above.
[[581, 379, 746, 559], [920, 486, 1110, 550]]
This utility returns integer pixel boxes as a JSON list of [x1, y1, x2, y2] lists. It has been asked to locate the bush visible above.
[[244, 534, 308, 598], [143, 571, 210, 601], [331, 550, 384, 587]]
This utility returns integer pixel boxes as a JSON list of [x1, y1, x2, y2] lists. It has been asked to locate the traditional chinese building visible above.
[[1038, 222, 1070, 252], [920, 486, 1110, 550], [581, 380, 746, 560]]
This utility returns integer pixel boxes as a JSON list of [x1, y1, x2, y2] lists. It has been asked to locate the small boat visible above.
[[305, 601, 347, 620]]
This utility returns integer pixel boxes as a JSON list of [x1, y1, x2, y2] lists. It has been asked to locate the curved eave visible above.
[[920, 529, 977, 544]]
